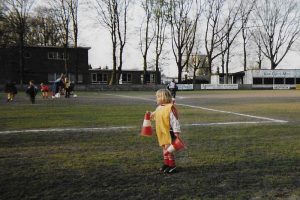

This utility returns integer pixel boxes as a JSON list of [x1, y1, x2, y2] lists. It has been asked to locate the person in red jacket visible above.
[[40, 83, 49, 99]]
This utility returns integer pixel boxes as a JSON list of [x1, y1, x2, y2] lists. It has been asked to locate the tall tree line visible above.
[[1, 0, 80, 83], [2, 0, 300, 84]]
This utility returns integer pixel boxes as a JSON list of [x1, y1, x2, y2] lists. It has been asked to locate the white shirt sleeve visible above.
[[170, 112, 181, 133], [169, 82, 176, 89]]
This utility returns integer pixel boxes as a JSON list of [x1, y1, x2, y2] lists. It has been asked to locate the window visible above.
[[48, 73, 55, 82], [97, 74, 102, 82], [77, 74, 83, 83], [68, 74, 83, 83], [48, 73, 63, 82], [253, 78, 263, 85], [150, 74, 156, 83], [48, 52, 69, 60], [48, 52, 56, 59], [91, 73, 107, 84], [122, 73, 132, 83], [286, 78, 295, 84], [145, 74, 150, 83], [24, 52, 31, 59], [274, 78, 284, 84], [264, 78, 273, 84], [296, 78, 300, 84], [92, 73, 97, 82], [103, 74, 108, 82]]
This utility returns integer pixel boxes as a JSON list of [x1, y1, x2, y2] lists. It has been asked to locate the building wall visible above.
[[0, 46, 90, 85], [90, 69, 160, 84], [244, 69, 300, 85]]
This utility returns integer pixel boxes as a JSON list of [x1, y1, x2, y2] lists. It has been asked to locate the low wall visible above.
[[67, 84, 166, 91], [0, 84, 297, 92]]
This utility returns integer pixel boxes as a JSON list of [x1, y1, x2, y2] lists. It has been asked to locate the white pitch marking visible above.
[[1, 95, 287, 135], [176, 103, 288, 123], [106, 94, 154, 102], [0, 126, 136, 135], [107, 94, 288, 123], [0, 121, 286, 135], [187, 121, 281, 126]]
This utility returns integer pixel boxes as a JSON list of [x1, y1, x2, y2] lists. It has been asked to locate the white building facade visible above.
[[244, 69, 300, 88]]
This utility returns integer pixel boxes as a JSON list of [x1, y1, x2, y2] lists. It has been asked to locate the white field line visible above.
[[107, 94, 154, 102], [0, 126, 136, 135], [0, 120, 287, 135], [0, 95, 288, 135], [176, 103, 288, 123], [107, 94, 288, 123], [0, 121, 282, 135], [187, 121, 276, 126]]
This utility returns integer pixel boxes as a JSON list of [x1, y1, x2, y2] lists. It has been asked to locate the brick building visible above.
[[0, 46, 91, 85]]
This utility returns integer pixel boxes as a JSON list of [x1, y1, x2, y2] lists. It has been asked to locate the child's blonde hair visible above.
[[156, 89, 172, 104]]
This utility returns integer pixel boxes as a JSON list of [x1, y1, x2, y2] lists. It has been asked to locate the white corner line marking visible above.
[[107, 94, 288, 123], [187, 121, 285, 126], [176, 103, 288, 123]]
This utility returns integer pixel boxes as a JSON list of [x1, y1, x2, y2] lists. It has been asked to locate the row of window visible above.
[[91, 73, 133, 83], [22, 51, 69, 60], [253, 77, 300, 85], [48, 52, 69, 60], [91, 73, 156, 84], [48, 73, 83, 83]]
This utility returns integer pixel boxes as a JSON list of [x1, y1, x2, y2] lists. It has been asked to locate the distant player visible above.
[[167, 79, 178, 104], [40, 83, 49, 99], [26, 80, 38, 104], [4, 81, 17, 102]]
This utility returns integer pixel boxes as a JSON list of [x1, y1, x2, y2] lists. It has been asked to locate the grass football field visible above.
[[0, 90, 300, 199]]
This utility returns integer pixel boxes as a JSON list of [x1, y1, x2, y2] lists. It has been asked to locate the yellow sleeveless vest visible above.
[[154, 104, 173, 146]]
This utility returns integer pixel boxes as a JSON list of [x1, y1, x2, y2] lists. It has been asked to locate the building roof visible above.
[[0, 45, 91, 50]]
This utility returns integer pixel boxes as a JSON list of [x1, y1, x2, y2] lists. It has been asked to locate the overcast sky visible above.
[[74, 1, 300, 77]]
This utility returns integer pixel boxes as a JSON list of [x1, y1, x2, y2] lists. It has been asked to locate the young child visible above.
[[150, 89, 181, 174], [40, 83, 49, 99], [26, 80, 38, 104], [64, 77, 71, 98], [4, 81, 17, 102]]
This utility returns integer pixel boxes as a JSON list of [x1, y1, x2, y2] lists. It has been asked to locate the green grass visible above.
[[0, 90, 300, 199]]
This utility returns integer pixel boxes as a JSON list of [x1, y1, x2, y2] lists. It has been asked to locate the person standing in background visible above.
[[167, 79, 178, 104], [4, 81, 17, 102], [26, 80, 38, 104], [64, 77, 71, 98]]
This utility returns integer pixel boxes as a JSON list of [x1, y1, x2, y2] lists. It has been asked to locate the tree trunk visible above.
[[19, 39, 24, 85], [109, 38, 117, 85]]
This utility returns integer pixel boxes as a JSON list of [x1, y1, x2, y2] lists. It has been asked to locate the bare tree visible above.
[[188, 37, 203, 84], [253, 0, 300, 69], [0, 2, 8, 46], [27, 6, 65, 46], [239, 0, 256, 72], [204, 0, 227, 81], [152, 0, 168, 84], [67, 0, 80, 83], [169, 0, 200, 83], [4, 0, 35, 84], [139, 0, 155, 84], [222, 0, 243, 83], [51, 0, 72, 74], [91, 0, 131, 85], [67, 0, 79, 48], [250, 29, 263, 69]]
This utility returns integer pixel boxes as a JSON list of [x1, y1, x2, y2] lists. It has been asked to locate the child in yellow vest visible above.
[[151, 89, 181, 174]]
